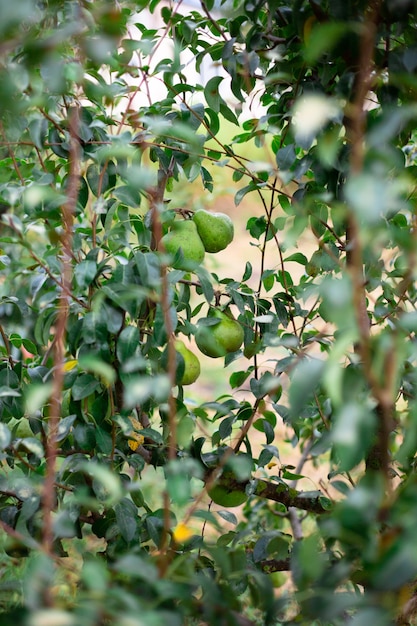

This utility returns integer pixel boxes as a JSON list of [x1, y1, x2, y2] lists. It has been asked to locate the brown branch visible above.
[[147, 160, 179, 575], [260, 557, 291, 573], [0, 519, 41, 551], [201, 1, 229, 41], [41, 108, 80, 568], [211, 472, 330, 515], [344, 0, 394, 479], [0, 322, 14, 368]]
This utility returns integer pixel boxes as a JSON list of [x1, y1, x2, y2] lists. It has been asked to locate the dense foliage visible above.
[[1, 0, 417, 624]]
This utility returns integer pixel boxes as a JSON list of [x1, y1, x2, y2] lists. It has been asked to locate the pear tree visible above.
[[0, 2, 416, 626]]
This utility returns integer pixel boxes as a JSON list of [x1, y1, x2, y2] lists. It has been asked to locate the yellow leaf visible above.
[[267, 462, 277, 469], [63, 360, 78, 372], [127, 417, 144, 451], [173, 523, 194, 543]]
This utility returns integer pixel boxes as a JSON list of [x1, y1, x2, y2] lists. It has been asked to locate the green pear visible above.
[[161, 220, 205, 270], [175, 340, 201, 385], [208, 483, 247, 507], [195, 308, 244, 358], [192, 209, 234, 253]]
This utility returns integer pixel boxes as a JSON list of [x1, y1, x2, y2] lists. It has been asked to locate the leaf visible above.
[[56, 415, 77, 443], [250, 372, 280, 399], [289, 358, 324, 419], [304, 21, 350, 64], [332, 402, 376, 471], [258, 446, 274, 467], [145, 516, 164, 547], [78, 355, 116, 386], [284, 252, 308, 265], [0, 423, 11, 450], [123, 375, 170, 409], [253, 532, 281, 562], [235, 181, 260, 206], [193, 265, 214, 304], [345, 172, 406, 224], [243, 261, 252, 281], [25, 383, 53, 415], [331, 480, 351, 496], [74, 259, 97, 289], [0, 386, 21, 398], [115, 498, 138, 543], [82, 462, 123, 507], [20, 437, 44, 458], [275, 144, 296, 170], [116, 326, 141, 362], [246, 216, 266, 239], [204, 76, 224, 112], [217, 510, 238, 526], [112, 555, 158, 581], [229, 370, 251, 389], [72, 374, 101, 401], [166, 459, 191, 506]]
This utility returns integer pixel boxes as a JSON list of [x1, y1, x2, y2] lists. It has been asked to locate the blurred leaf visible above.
[[78, 355, 116, 386], [0, 422, 11, 450], [304, 22, 351, 63], [332, 402, 376, 471], [289, 358, 324, 418]]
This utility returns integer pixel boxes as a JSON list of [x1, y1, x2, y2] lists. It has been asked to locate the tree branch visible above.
[[41, 108, 80, 570]]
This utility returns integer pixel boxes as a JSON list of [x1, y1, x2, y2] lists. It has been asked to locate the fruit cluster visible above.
[[160, 209, 234, 271], [159, 210, 244, 384]]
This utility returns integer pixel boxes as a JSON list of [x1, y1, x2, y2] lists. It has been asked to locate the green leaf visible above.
[[229, 370, 251, 389], [289, 358, 324, 419], [74, 259, 97, 289], [20, 437, 44, 458], [193, 265, 214, 304], [217, 510, 237, 526], [275, 144, 296, 170], [345, 172, 407, 224], [112, 555, 158, 581], [166, 460, 191, 506], [283, 252, 307, 265], [235, 181, 261, 206], [72, 374, 101, 401], [332, 402, 376, 471], [123, 375, 170, 409], [115, 498, 138, 543], [82, 462, 123, 507], [78, 355, 116, 386], [304, 22, 351, 64], [56, 415, 77, 443], [117, 326, 141, 362], [25, 383, 53, 415], [204, 76, 224, 113]]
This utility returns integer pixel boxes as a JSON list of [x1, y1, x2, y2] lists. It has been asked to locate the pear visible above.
[[195, 307, 244, 358], [192, 209, 234, 253], [208, 482, 247, 507], [161, 220, 205, 270], [175, 340, 201, 385]]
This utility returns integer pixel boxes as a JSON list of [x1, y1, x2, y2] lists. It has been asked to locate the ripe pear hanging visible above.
[[192, 209, 234, 253], [160, 220, 205, 270]]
